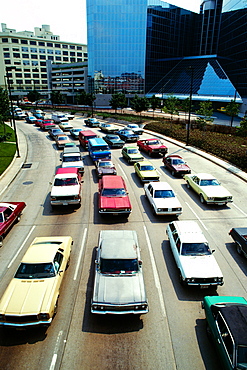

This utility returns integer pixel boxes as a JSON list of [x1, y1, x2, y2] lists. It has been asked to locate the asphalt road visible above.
[[0, 115, 246, 370]]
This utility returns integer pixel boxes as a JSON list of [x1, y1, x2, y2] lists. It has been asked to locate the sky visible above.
[[1, 0, 201, 44]]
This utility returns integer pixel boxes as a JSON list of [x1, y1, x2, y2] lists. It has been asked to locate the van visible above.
[[79, 130, 97, 148], [88, 137, 111, 162], [52, 113, 69, 123]]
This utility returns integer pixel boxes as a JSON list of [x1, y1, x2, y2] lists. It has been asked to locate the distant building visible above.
[[0, 23, 87, 99]]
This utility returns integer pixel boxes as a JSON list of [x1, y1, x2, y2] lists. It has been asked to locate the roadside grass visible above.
[[0, 124, 16, 175]]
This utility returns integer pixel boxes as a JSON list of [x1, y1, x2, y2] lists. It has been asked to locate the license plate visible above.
[[200, 285, 209, 289]]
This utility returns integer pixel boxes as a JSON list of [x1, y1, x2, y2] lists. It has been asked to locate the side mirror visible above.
[[138, 260, 143, 266], [212, 249, 215, 253]]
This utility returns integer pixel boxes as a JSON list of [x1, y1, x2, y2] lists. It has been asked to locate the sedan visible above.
[[69, 128, 83, 139], [0, 236, 73, 328], [48, 128, 63, 140], [99, 123, 118, 133], [122, 146, 144, 163], [144, 181, 182, 216], [84, 117, 100, 127], [95, 159, 117, 178], [134, 160, 160, 183], [58, 121, 73, 131], [184, 173, 233, 205], [125, 123, 144, 135], [116, 129, 139, 142], [163, 155, 191, 176], [25, 115, 37, 124], [0, 202, 26, 246], [55, 134, 72, 149], [40, 119, 56, 131], [103, 134, 125, 148]]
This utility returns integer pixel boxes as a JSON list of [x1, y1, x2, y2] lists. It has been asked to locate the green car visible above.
[[134, 160, 160, 183], [122, 146, 144, 164], [202, 295, 247, 370]]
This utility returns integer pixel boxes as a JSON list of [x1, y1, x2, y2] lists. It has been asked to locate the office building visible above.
[[0, 23, 87, 99]]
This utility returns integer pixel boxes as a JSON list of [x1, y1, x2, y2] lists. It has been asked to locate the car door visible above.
[[146, 184, 154, 206], [190, 175, 201, 194]]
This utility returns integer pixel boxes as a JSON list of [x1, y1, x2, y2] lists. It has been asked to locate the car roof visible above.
[[166, 155, 183, 159], [79, 130, 97, 137], [56, 167, 79, 175], [101, 175, 125, 188], [216, 305, 247, 346], [147, 181, 173, 190], [21, 236, 71, 263], [170, 221, 207, 243]]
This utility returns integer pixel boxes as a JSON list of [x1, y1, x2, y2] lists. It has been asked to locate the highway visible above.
[[0, 114, 246, 370]]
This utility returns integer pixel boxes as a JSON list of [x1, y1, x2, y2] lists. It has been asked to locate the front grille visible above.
[[56, 196, 77, 201], [214, 197, 229, 202], [5, 314, 38, 323], [192, 278, 219, 284]]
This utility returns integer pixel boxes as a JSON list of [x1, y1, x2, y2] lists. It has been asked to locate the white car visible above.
[[125, 124, 144, 135], [144, 181, 182, 216], [61, 151, 84, 174], [58, 121, 74, 131], [50, 167, 81, 207], [166, 220, 224, 288]]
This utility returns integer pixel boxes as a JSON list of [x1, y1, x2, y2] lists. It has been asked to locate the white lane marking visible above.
[[49, 330, 63, 370], [117, 163, 128, 180], [7, 225, 35, 268], [73, 227, 87, 281], [232, 203, 247, 217], [185, 202, 208, 231], [143, 225, 166, 318]]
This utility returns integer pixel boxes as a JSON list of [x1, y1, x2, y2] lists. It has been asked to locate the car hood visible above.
[[100, 196, 131, 209], [154, 197, 181, 208], [93, 273, 146, 303], [51, 184, 80, 197], [140, 170, 158, 177], [173, 164, 190, 171], [0, 278, 57, 315], [180, 255, 223, 278], [62, 161, 84, 169], [201, 186, 232, 197], [147, 144, 166, 149], [129, 153, 143, 160]]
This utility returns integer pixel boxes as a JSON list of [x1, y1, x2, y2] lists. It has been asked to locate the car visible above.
[[50, 167, 82, 207], [48, 128, 64, 140], [166, 220, 224, 288], [103, 134, 125, 148], [91, 230, 148, 315], [64, 142, 76, 148], [78, 130, 98, 148], [61, 151, 84, 174], [229, 227, 247, 258], [125, 123, 144, 135], [202, 295, 247, 370], [58, 121, 73, 131], [163, 155, 191, 176], [54, 134, 72, 149], [137, 138, 168, 157], [34, 113, 44, 120], [25, 115, 37, 124], [134, 160, 160, 183], [144, 181, 182, 216], [31, 109, 44, 116], [0, 202, 26, 246], [13, 111, 26, 120], [40, 119, 57, 131], [69, 128, 83, 139], [52, 113, 69, 123], [99, 122, 118, 133], [95, 159, 117, 178], [98, 175, 132, 217], [116, 129, 139, 142], [84, 117, 100, 127], [0, 236, 73, 328], [184, 173, 233, 205], [65, 113, 74, 120], [122, 146, 144, 163]]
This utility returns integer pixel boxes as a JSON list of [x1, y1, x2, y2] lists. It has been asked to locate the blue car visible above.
[[25, 115, 37, 124], [116, 129, 139, 142]]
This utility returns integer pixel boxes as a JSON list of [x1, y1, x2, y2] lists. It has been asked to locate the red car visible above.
[[0, 202, 26, 246], [98, 176, 132, 217], [40, 119, 57, 131], [137, 138, 168, 157], [163, 155, 191, 176]]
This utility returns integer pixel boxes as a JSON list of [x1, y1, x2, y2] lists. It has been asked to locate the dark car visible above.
[[84, 118, 100, 127], [103, 134, 125, 148], [229, 227, 247, 258], [202, 295, 247, 370], [95, 159, 117, 178], [48, 128, 64, 139], [163, 155, 191, 176], [116, 129, 139, 142]]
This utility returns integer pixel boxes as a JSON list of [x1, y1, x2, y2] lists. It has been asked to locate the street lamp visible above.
[[186, 66, 194, 146], [5, 67, 20, 157]]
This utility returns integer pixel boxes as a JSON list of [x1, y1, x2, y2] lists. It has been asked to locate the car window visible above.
[[3, 208, 12, 219], [217, 314, 234, 364], [15, 262, 56, 278], [101, 188, 126, 196], [175, 237, 181, 251], [54, 178, 78, 186], [63, 156, 80, 162], [181, 243, 211, 255], [237, 345, 247, 367], [200, 179, 220, 186], [53, 252, 63, 272], [128, 149, 138, 154], [100, 258, 139, 274], [0, 213, 4, 223], [154, 190, 175, 198], [141, 165, 154, 171]]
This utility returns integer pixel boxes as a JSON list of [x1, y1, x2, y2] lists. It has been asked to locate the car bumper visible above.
[[0, 318, 52, 328], [91, 302, 148, 315], [51, 199, 81, 206]]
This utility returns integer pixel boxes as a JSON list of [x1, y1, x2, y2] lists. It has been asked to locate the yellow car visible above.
[[134, 160, 160, 183], [0, 236, 73, 328]]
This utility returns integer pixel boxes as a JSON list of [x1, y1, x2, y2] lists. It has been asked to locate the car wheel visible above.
[[236, 242, 243, 256], [179, 272, 186, 286], [200, 194, 205, 204], [171, 170, 175, 176], [152, 206, 156, 215], [186, 181, 190, 189]]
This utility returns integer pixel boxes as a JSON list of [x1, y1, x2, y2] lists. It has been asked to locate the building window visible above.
[[24, 73, 31, 78], [63, 57, 69, 61], [42, 80, 47, 85], [22, 47, 29, 52], [39, 49, 45, 53], [13, 48, 19, 51], [13, 53, 20, 58], [16, 79, 23, 84], [55, 56, 62, 61], [31, 54, 38, 59], [84, 53, 88, 58], [11, 38, 19, 43], [40, 62, 46, 66], [41, 74, 47, 78], [62, 44, 68, 48], [70, 52, 75, 56], [30, 40, 37, 45], [21, 39, 28, 44], [77, 46, 82, 50], [3, 47, 9, 51], [25, 80, 31, 84], [77, 52, 82, 57], [77, 58, 82, 62], [38, 41, 45, 46], [4, 60, 11, 64], [70, 45, 75, 49], [30, 48, 37, 53], [48, 56, 54, 60], [55, 50, 61, 55], [33, 73, 39, 78], [2, 38, 8, 42], [32, 61, 38, 66], [63, 51, 68, 55], [4, 53, 10, 58], [47, 49, 53, 54], [55, 43, 61, 48], [22, 54, 29, 58], [70, 57, 76, 62], [23, 61, 30, 65], [47, 42, 53, 47], [39, 55, 46, 60], [41, 68, 46, 72], [14, 61, 21, 65], [16, 73, 22, 77]]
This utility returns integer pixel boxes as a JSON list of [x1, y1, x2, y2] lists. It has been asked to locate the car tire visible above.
[[186, 181, 191, 189], [171, 170, 175, 176], [236, 242, 243, 256], [200, 194, 205, 204]]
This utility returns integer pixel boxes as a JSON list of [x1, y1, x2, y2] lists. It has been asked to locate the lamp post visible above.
[[186, 66, 194, 146], [5, 67, 20, 157]]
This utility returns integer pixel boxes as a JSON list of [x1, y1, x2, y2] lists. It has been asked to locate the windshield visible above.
[[58, 136, 68, 141], [237, 346, 247, 369], [63, 156, 81, 162], [98, 162, 113, 167], [181, 243, 211, 256], [128, 149, 138, 154], [92, 146, 108, 152], [109, 136, 118, 140], [200, 179, 220, 186], [149, 140, 160, 145], [172, 159, 185, 165], [54, 178, 78, 186], [154, 190, 175, 198], [140, 165, 155, 171], [101, 188, 126, 196], [100, 258, 138, 274], [15, 262, 56, 279]]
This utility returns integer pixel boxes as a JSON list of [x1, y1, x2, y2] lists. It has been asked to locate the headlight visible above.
[[51, 197, 56, 201], [0, 314, 5, 321], [38, 313, 50, 320]]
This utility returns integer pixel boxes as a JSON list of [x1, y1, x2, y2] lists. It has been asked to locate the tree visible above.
[[86, 93, 96, 117], [236, 115, 247, 137], [163, 95, 179, 121], [149, 95, 160, 116], [181, 97, 193, 121], [51, 90, 64, 106], [130, 95, 150, 121], [0, 88, 10, 139], [195, 100, 214, 129], [109, 93, 127, 113], [27, 90, 41, 105], [225, 100, 240, 127], [76, 90, 88, 105]]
